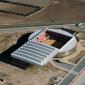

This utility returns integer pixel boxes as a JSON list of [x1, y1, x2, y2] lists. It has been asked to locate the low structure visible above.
[[11, 28, 77, 66]]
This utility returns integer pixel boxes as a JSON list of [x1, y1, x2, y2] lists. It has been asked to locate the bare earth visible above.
[[0, 60, 67, 85], [0, 32, 25, 53], [0, 0, 85, 26]]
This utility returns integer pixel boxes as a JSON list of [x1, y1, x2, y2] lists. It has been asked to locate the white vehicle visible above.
[[11, 28, 77, 66]]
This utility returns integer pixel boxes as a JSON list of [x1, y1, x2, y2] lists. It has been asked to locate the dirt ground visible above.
[[0, 32, 25, 53], [0, 0, 85, 26], [0, 60, 67, 85]]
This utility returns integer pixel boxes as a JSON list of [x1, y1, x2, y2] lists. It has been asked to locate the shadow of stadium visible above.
[[0, 32, 33, 69]]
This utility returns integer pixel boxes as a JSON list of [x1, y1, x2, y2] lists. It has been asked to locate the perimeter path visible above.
[[59, 55, 85, 85], [0, 23, 85, 33]]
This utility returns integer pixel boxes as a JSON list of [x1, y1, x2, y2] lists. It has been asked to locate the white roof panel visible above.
[[11, 41, 59, 66]]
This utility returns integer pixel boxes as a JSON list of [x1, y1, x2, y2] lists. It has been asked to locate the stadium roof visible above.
[[11, 41, 59, 66]]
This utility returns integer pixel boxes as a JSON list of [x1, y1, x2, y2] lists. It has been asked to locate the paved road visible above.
[[0, 23, 85, 33], [53, 61, 74, 71]]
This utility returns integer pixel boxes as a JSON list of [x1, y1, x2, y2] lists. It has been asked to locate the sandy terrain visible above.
[[0, 0, 85, 26], [0, 2, 36, 15], [0, 32, 25, 53], [0, 60, 67, 85]]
